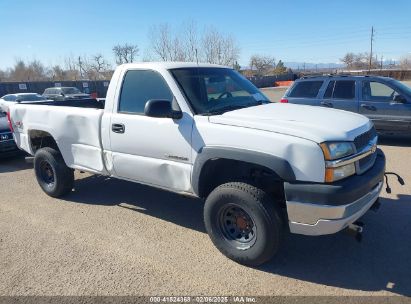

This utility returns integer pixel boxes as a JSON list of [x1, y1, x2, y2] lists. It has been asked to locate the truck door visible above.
[[108, 69, 194, 192], [320, 80, 358, 112], [359, 80, 411, 132]]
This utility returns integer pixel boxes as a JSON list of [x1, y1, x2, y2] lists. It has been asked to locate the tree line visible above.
[[0, 22, 293, 82], [340, 52, 411, 70]]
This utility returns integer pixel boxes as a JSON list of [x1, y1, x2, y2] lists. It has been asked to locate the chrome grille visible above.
[[354, 127, 378, 174], [354, 126, 377, 151]]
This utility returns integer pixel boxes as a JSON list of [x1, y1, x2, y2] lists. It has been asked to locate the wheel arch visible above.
[[28, 129, 60, 154], [192, 147, 296, 198]]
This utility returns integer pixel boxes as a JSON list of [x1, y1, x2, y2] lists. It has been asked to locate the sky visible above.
[[0, 0, 410, 69]]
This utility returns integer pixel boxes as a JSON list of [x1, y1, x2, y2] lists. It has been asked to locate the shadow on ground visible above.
[[67, 175, 206, 233], [0, 154, 32, 173], [260, 194, 411, 296], [67, 175, 411, 296]]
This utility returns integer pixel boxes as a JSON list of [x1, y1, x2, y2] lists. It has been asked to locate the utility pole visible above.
[[369, 26, 374, 72], [380, 55, 383, 70], [78, 56, 83, 79]]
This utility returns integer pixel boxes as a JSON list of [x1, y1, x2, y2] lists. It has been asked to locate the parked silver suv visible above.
[[281, 75, 411, 134]]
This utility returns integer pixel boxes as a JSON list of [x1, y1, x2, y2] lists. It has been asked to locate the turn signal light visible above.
[[280, 98, 288, 103]]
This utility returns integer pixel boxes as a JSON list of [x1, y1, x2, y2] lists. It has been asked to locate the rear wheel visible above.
[[34, 147, 74, 198], [204, 181, 283, 266]]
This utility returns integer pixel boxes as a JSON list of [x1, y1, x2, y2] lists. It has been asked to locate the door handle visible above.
[[320, 101, 333, 107], [112, 123, 125, 133], [360, 104, 376, 111]]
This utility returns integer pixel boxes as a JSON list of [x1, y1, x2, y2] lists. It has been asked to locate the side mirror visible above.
[[393, 94, 406, 103], [144, 99, 182, 119]]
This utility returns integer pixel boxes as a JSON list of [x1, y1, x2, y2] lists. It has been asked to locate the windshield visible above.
[[170, 68, 270, 115], [62, 87, 81, 94], [16, 94, 46, 102]]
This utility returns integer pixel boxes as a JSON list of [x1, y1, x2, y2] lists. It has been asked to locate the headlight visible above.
[[320, 142, 356, 182], [320, 142, 355, 160]]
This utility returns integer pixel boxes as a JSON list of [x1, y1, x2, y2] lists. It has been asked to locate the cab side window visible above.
[[119, 70, 173, 114], [362, 81, 396, 101]]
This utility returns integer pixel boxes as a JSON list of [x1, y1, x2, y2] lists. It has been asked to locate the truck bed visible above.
[[10, 101, 107, 175], [20, 98, 105, 109]]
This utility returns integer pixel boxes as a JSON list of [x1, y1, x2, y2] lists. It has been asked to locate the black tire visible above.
[[204, 182, 283, 266], [34, 147, 74, 198]]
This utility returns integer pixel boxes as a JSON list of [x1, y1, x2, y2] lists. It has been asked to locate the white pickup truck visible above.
[[8, 62, 385, 266]]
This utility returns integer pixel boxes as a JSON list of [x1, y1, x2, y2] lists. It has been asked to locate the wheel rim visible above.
[[39, 160, 55, 187], [218, 204, 257, 250]]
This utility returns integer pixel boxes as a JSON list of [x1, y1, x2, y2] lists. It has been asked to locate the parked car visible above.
[[0, 112, 19, 157], [281, 75, 411, 134], [9, 62, 384, 266], [0, 93, 47, 112], [43, 87, 90, 101]]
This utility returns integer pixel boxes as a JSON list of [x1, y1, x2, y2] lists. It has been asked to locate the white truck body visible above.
[[9, 62, 385, 265]]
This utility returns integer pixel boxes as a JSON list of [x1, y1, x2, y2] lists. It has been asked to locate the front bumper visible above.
[[284, 149, 385, 235]]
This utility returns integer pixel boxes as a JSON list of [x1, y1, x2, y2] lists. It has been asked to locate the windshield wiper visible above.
[[201, 104, 249, 116], [202, 101, 266, 116]]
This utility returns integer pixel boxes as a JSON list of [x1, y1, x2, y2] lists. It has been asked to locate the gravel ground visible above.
[[0, 135, 410, 297]]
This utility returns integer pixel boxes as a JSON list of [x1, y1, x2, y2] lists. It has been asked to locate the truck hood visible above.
[[208, 103, 372, 143]]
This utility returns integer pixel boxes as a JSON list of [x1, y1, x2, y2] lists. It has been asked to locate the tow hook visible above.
[[370, 198, 381, 212], [346, 221, 364, 242]]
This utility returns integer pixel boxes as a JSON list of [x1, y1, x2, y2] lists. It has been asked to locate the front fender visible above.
[[192, 146, 296, 196]]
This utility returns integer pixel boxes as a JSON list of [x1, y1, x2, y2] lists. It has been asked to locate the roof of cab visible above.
[[118, 61, 229, 70]]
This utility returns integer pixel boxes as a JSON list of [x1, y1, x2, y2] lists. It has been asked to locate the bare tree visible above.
[[9, 60, 28, 81], [0, 69, 7, 82], [202, 27, 239, 66], [50, 65, 66, 80], [340, 52, 355, 69], [80, 53, 112, 80], [113, 43, 139, 64], [182, 21, 199, 62], [148, 23, 239, 66], [400, 54, 411, 69], [27, 60, 48, 81], [148, 24, 184, 61], [340, 52, 379, 70], [249, 55, 276, 76], [64, 55, 80, 80]]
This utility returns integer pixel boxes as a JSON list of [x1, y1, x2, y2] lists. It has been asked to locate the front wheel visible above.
[[204, 182, 283, 266], [34, 147, 74, 198]]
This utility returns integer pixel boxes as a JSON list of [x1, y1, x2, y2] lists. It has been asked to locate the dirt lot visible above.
[[261, 86, 288, 102], [0, 135, 410, 297]]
